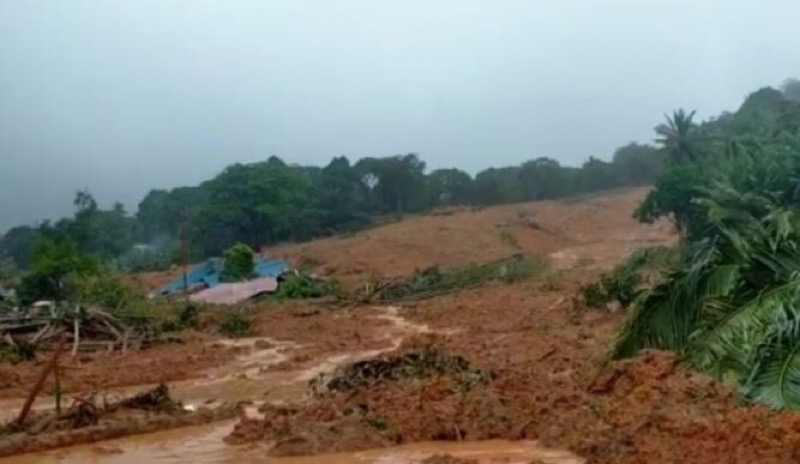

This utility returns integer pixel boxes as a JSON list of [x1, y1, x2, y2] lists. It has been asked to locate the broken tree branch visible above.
[[14, 335, 67, 428]]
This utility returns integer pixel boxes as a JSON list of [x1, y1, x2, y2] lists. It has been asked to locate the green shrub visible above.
[[75, 274, 142, 310], [580, 246, 679, 309], [0, 341, 36, 364], [218, 312, 252, 338], [275, 273, 343, 299], [220, 243, 256, 282], [178, 303, 200, 328], [377, 254, 546, 302]]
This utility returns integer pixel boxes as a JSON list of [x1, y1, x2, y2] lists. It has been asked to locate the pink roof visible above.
[[189, 277, 278, 305]]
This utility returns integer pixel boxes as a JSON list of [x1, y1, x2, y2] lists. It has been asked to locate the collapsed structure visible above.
[[156, 256, 290, 304]]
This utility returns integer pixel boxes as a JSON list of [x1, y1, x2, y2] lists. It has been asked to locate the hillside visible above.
[[273, 187, 676, 282]]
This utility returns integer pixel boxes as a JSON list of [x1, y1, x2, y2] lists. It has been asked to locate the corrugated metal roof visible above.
[[158, 256, 289, 296], [189, 277, 278, 305]]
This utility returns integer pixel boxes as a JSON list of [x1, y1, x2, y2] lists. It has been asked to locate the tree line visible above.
[[0, 144, 661, 275]]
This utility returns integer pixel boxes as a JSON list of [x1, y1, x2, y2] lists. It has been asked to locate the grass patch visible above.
[[374, 254, 547, 302], [274, 273, 344, 300], [217, 312, 252, 338], [114, 299, 206, 339]]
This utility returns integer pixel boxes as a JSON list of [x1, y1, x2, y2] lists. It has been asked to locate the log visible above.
[[31, 323, 52, 344], [14, 335, 67, 428], [71, 318, 79, 357]]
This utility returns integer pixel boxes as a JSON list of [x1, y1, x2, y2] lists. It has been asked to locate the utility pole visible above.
[[179, 210, 190, 300]]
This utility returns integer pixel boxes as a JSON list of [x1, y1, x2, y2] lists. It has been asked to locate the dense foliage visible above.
[[219, 243, 256, 283], [616, 81, 800, 409], [1, 146, 662, 272]]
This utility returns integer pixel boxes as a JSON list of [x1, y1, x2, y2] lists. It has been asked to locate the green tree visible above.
[[518, 157, 567, 201], [220, 243, 256, 282], [472, 169, 505, 205], [355, 154, 427, 217], [192, 160, 314, 255], [611, 143, 662, 186], [781, 78, 800, 103], [634, 164, 705, 236], [0, 225, 39, 269], [136, 186, 205, 242], [655, 109, 700, 164], [16, 235, 99, 305], [574, 157, 621, 193], [426, 168, 473, 206], [316, 156, 368, 230]]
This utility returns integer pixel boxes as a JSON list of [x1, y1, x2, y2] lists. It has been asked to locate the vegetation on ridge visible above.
[[614, 79, 800, 409]]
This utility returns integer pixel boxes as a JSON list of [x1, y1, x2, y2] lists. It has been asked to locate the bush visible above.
[[16, 236, 100, 305], [0, 341, 36, 364], [376, 254, 546, 302], [274, 273, 343, 299], [220, 243, 256, 282], [178, 303, 200, 328], [74, 274, 142, 310], [580, 246, 678, 309], [218, 312, 252, 338]]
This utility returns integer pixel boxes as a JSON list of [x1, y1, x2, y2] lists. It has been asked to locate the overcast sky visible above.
[[1, 0, 799, 230]]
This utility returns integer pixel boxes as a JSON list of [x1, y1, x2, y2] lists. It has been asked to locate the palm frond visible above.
[[743, 318, 800, 409]]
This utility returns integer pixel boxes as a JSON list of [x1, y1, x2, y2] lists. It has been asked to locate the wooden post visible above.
[[14, 335, 67, 428], [54, 363, 62, 415], [179, 210, 190, 300], [71, 317, 79, 356]]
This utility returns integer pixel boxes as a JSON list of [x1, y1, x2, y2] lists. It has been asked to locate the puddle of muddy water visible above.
[[0, 307, 424, 420], [0, 420, 582, 464]]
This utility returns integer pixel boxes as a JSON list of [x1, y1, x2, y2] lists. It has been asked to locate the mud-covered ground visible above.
[[0, 332, 236, 400], [11, 188, 797, 463], [274, 187, 675, 285], [229, 278, 800, 464]]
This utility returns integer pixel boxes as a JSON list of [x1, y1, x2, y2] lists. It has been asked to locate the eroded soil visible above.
[[0, 332, 236, 400], [229, 279, 800, 463], [274, 187, 675, 284], [9, 188, 794, 463]]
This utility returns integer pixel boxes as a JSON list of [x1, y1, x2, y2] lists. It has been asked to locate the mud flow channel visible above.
[[2, 423, 583, 464], [0, 307, 583, 464]]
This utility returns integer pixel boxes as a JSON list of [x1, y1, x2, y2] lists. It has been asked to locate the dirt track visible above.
[[10, 188, 800, 463]]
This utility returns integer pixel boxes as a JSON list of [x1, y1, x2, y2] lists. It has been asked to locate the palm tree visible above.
[[655, 109, 699, 164], [614, 153, 800, 409]]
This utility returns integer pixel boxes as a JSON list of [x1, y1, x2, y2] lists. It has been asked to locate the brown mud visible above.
[[0, 332, 237, 400], [10, 188, 797, 463], [274, 187, 674, 284], [228, 284, 800, 463]]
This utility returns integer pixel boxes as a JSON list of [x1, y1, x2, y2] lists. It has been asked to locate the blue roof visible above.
[[158, 256, 289, 296]]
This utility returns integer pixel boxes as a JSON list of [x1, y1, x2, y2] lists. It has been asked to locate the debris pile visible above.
[[362, 255, 541, 302], [0, 383, 236, 458], [0, 306, 141, 357], [117, 384, 183, 412], [310, 348, 492, 396], [156, 256, 289, 303], [228, 348, 499, 455], [3, 384, 181, 435]]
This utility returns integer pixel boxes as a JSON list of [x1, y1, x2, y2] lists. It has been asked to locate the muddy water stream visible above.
[[0, 307, 582, 464], [3, 424, 582, 464]]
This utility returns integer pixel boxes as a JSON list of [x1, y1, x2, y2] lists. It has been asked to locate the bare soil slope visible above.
[[273, 188, 675, 283]]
